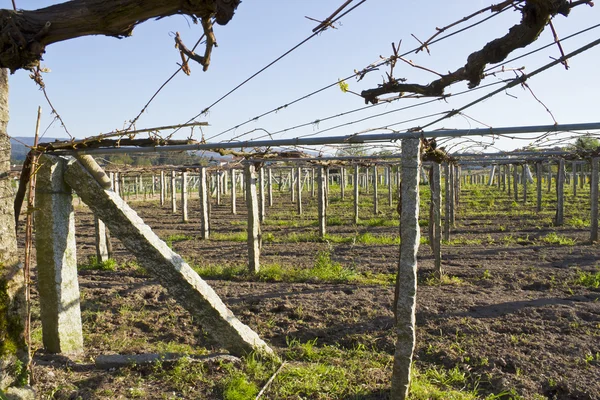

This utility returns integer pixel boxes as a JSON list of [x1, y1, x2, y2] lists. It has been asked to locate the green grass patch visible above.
[[210, 231, 248, 242], [165, 233, 193, 248], [78, 256, 117, 272], [573, 268, 600, 289], [540, 232, 577, 246]]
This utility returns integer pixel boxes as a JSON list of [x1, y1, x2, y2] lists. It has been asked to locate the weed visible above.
[[573, 268, 600, 289], [222, 374, 258, 400], [79, 256, 117, 272], [540, 232, 576, 246]]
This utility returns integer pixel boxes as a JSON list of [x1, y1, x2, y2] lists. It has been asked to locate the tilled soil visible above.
[[26, 186, 599, 399]]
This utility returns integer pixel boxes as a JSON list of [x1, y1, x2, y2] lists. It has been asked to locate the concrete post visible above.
[[388, 166, 394, 207], [522, 165, 528, 204], [171, 171, 177, 213], [94, 217, 109, 262], [290, 169, 295, 203], [216, 171, 222, 206], [536, 162, 542, 212], [268, 168, 273, 207], [572, 161, 577, 198], [373, 165, 379, 215], [325, 167, 330, 208], [318, 166, 327, 237], [35, 155, 84, 354], [199, 167, 209, 240], [354, 165, 360, 224], [160, 171, 165, 206], [231, 169, 237, 215], [555, 159, 565, 226], [590, 158, 599, 242], [311, 168, 316, 197], [430, 163, 442, 277], [547, 166, 552, 193], [444, 163, 451, 241], [391, 138, 421, 400], [182, 171, 188, 222], [513, 165, 518, 202], [245, 164, 261, 273], [258, 167, 265, 223], [297, 167, 303, 215], [488, 165, 496, 186], [340, 167, 345, 200]]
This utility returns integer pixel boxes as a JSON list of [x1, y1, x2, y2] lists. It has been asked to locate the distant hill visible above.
[[9, 136, 66, 164]]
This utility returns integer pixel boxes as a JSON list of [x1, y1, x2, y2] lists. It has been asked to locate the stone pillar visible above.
[[572, 161, 577, 198], [35, 155, 83, 354], [199, 167, 209, 240], [182, 171, 188, 222], [258, 167, 265, 223], [268, 168, 273, 207], [488, 165, 496, 186], [522, 165, 528, 204], [391, 138, 421, 400], [513, 165, 519, 202], [388, 166, 394, 207], [340, 167, 345, 200], [354, 165, 360, 224], [555, 159, 565, 226], [318, 166, 327, 237], [590, 158, 599, 242], [160, 171, 165, 206], [216, 171, 222, 206], [290, 169, 295, 203], [245, 164, 261, 273], [325, 167, 330, 208], [430, 163, 442, 277], [536, 162, 542, 212], [373, 165, 379, 215], [297, 167, 303, 215], [231, 169, 237, 215], [171, 171, 177, 213], [94, 217, 109, 262], [311, 168, 316, 197], [444, 163, 451, 241]]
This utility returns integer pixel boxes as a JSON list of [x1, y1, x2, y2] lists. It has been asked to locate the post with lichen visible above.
[[245, 163, 261, 273], [199, 167, 209, 240], [35, 155, 84, 355], [590, 157, 599, 242], [0, 69, 31, 395], [555, 159, 565, 226], [318, 166, 327, 237], [391, 138, 421, 400], [354, 165, 360, 224]]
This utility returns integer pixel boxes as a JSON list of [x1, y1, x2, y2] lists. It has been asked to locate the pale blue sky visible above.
[[6, 0, 600, 153]]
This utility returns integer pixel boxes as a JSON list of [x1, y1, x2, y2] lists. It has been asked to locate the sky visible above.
[[5, 0, 600, 155]]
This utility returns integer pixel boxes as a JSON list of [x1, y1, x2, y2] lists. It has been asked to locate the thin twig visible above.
[[255, 362, 287, 400], [548, 20, 569, 69], [312, 0, 353, 32]]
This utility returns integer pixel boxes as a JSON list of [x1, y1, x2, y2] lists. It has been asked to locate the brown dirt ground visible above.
[[23, 184, 600, 399]]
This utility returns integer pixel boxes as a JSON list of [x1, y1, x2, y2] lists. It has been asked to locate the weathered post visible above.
[[373, 165, 379, 215], [268, 167, 273, 207], [488, 165, 496, 186], [297, 167, 303, 215], [354, 165, 360, 224], [35, 155, 84, 354], [216, 170, 222, 206], [94, 217, 109, 262], [258, 167, 265, 223], [555, 159, 565, 226], [231, 169, 237, 215], [391, 138, 421, 400], [182, 171, 188, 222], [318, 166, 327, 237], [325, 167, 330, 208], [171, 170, 177, 213], [430, 163, 442, 277], [340, 167, 345, 200], [160, 170, 165, 206], [547, 166, 553, 193], [590, 158, 599, 242], [572, 161, 577, 198], [536, 162, 542, 212], [513, 164, 519, 202], [199, 167, 210, 240], [290, 169, 295, 203], [245, 163, 261, 273], [444, 163, 451, 241], [311, 168, 316, 197], [507, 166, 512, 197], [522, 165, 528, 204], [388, 166, 394, 207]]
